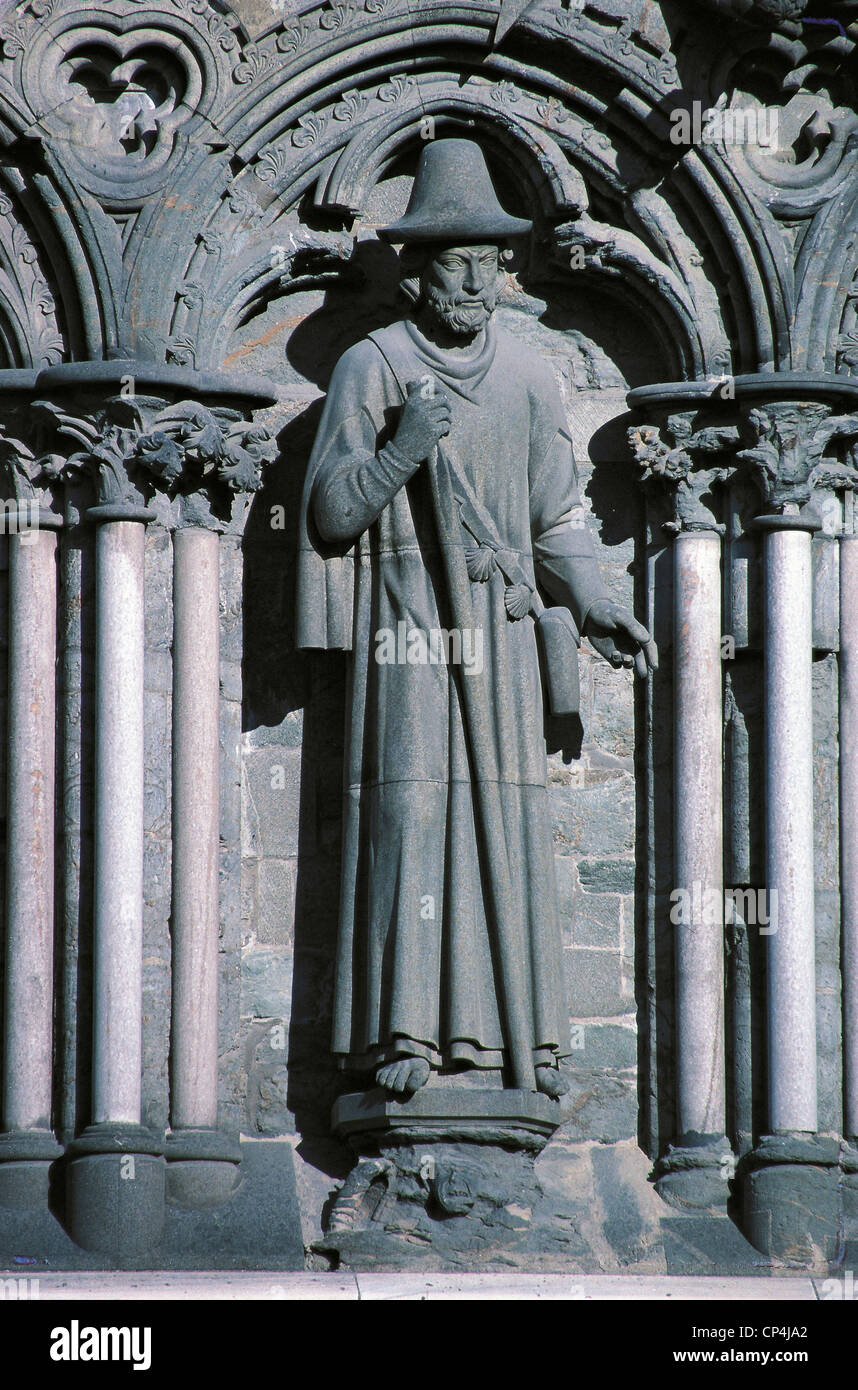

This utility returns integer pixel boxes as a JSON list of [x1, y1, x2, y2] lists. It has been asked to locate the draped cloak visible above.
[[295, 317, 612, 1084]]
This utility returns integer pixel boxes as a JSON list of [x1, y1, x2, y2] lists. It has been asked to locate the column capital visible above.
[[627, 379, 858, 531], [30, 392, 278, 526], [737, 399, 858, 524], [4, 361, 278, 530], [0, 412, 64, 529], [627, 413, 739, 533]]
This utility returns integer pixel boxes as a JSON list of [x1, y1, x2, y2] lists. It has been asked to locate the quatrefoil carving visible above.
[[60, 43, 187, 159], [29, 25, 207, 186]]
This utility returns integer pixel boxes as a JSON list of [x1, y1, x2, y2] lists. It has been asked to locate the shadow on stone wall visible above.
[[240, 243, 405, 1182], [588, 410, 674, 1160]]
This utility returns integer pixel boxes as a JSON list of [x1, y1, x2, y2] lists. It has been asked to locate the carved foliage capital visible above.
[[628, 413, 739, 532], [29, 394, 277, 521], [0, 415, 59, 511], [737, 400, 858, 512]]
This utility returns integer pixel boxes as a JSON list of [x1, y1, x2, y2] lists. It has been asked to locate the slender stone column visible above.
[[629, 378, 858, 1257], [737, 398, 846, 1261], [841, 528, 858, 1143], [93, 519, 146, 1122], [761, 522, 817, 1131], [33, 365, 276, 1254], [0, 508, 64, 1204], [167, 527, 239, 1203], [172, 527, 220, 1127], [842, 511, 858, 1248], [67, 502, 166, 1255], [674, 531, 727, 1144], [628, 413, 734, 1207]]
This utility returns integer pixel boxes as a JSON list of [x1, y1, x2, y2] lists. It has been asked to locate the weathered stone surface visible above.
[[241, 947, 293, 1022], [570, 1022, 638, 1071], [572, 886, 623, 949], [576, 859, 637, 894], [565, 947, 632, 1021], [255, 858, 297, 947], [242, 748, 301, 861], [536, 1139, 666, 1272], [557, 1072, 638, 1143], [551, 778, 635, 857]]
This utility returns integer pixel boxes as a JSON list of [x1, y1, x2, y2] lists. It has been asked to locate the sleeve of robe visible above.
[[310, 342, 418, 545], [528, 365, 613, 635]]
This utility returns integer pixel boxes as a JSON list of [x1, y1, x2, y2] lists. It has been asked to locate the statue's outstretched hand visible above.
[[583, 599, 658, 679]]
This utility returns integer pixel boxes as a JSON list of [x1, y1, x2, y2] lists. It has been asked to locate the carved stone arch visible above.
[[668, 148, 787, 372], [198, 227, 358, 372], [0, 176, 64, 368], [223, 107, 725, 381], [0, 0, 796, 378], [792, 182, 858, 375], [310, 94, 587, 222], [0, 0, 259, 361], [216, 119, 703, 385], [215, 3, 794, 383]]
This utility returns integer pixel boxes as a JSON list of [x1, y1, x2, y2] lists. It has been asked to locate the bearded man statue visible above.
[[296, 138, 656, 1105]]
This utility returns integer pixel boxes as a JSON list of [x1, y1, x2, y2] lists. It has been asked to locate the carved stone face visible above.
[[433, 1163, 477, 1215], [420, 243, 503, 336]]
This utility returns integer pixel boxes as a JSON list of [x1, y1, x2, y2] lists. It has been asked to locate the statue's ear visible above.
[[398, 244, 429, 305], [497, 244, 513, 289], [399, 275, 421, 306]]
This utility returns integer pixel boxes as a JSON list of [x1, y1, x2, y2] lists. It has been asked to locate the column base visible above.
[[842, 1143, 858, 1251], [742, 1134, 841, 1264], [65, 1123, 165, 1257], [165, 1128, 242, 1209], [0, 1130, 63, 1208], [319, 1087, 567, 1268], [654, 1135, 733, 1212]]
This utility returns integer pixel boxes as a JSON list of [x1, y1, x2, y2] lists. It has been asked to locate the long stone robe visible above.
[[296, 317, 612, 1086]]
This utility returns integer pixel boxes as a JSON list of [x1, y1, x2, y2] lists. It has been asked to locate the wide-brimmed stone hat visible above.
[[378, 138, 532, 244]]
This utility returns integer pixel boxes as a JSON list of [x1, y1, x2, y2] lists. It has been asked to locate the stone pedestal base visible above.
[[318, 1088, 568, 1269], [0, 1138, 302, 1270], [841, 1143, 858, 1259], [66, 1124, 165, 1257], [654, 1135, 733, 1212], [742, 1135, 841, 1264], [0, 1130, 63, 1208], [165, 1129, 242, 1209]]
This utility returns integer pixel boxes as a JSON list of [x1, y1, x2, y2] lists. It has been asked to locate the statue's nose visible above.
[[462, 261, 481, 293]]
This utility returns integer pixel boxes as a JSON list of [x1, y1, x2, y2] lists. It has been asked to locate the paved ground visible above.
[[5, 1272, 833, 1300]]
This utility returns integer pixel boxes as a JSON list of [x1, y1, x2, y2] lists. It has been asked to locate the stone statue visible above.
[[296, 139, 656, 1103]]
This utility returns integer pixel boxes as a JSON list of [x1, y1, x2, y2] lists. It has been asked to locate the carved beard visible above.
[[423, 283, 497, 336]]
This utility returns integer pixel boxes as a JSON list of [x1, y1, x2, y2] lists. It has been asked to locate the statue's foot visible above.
[[376, 1056, 431, 1096], [535, 1065, 569, 1101]]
